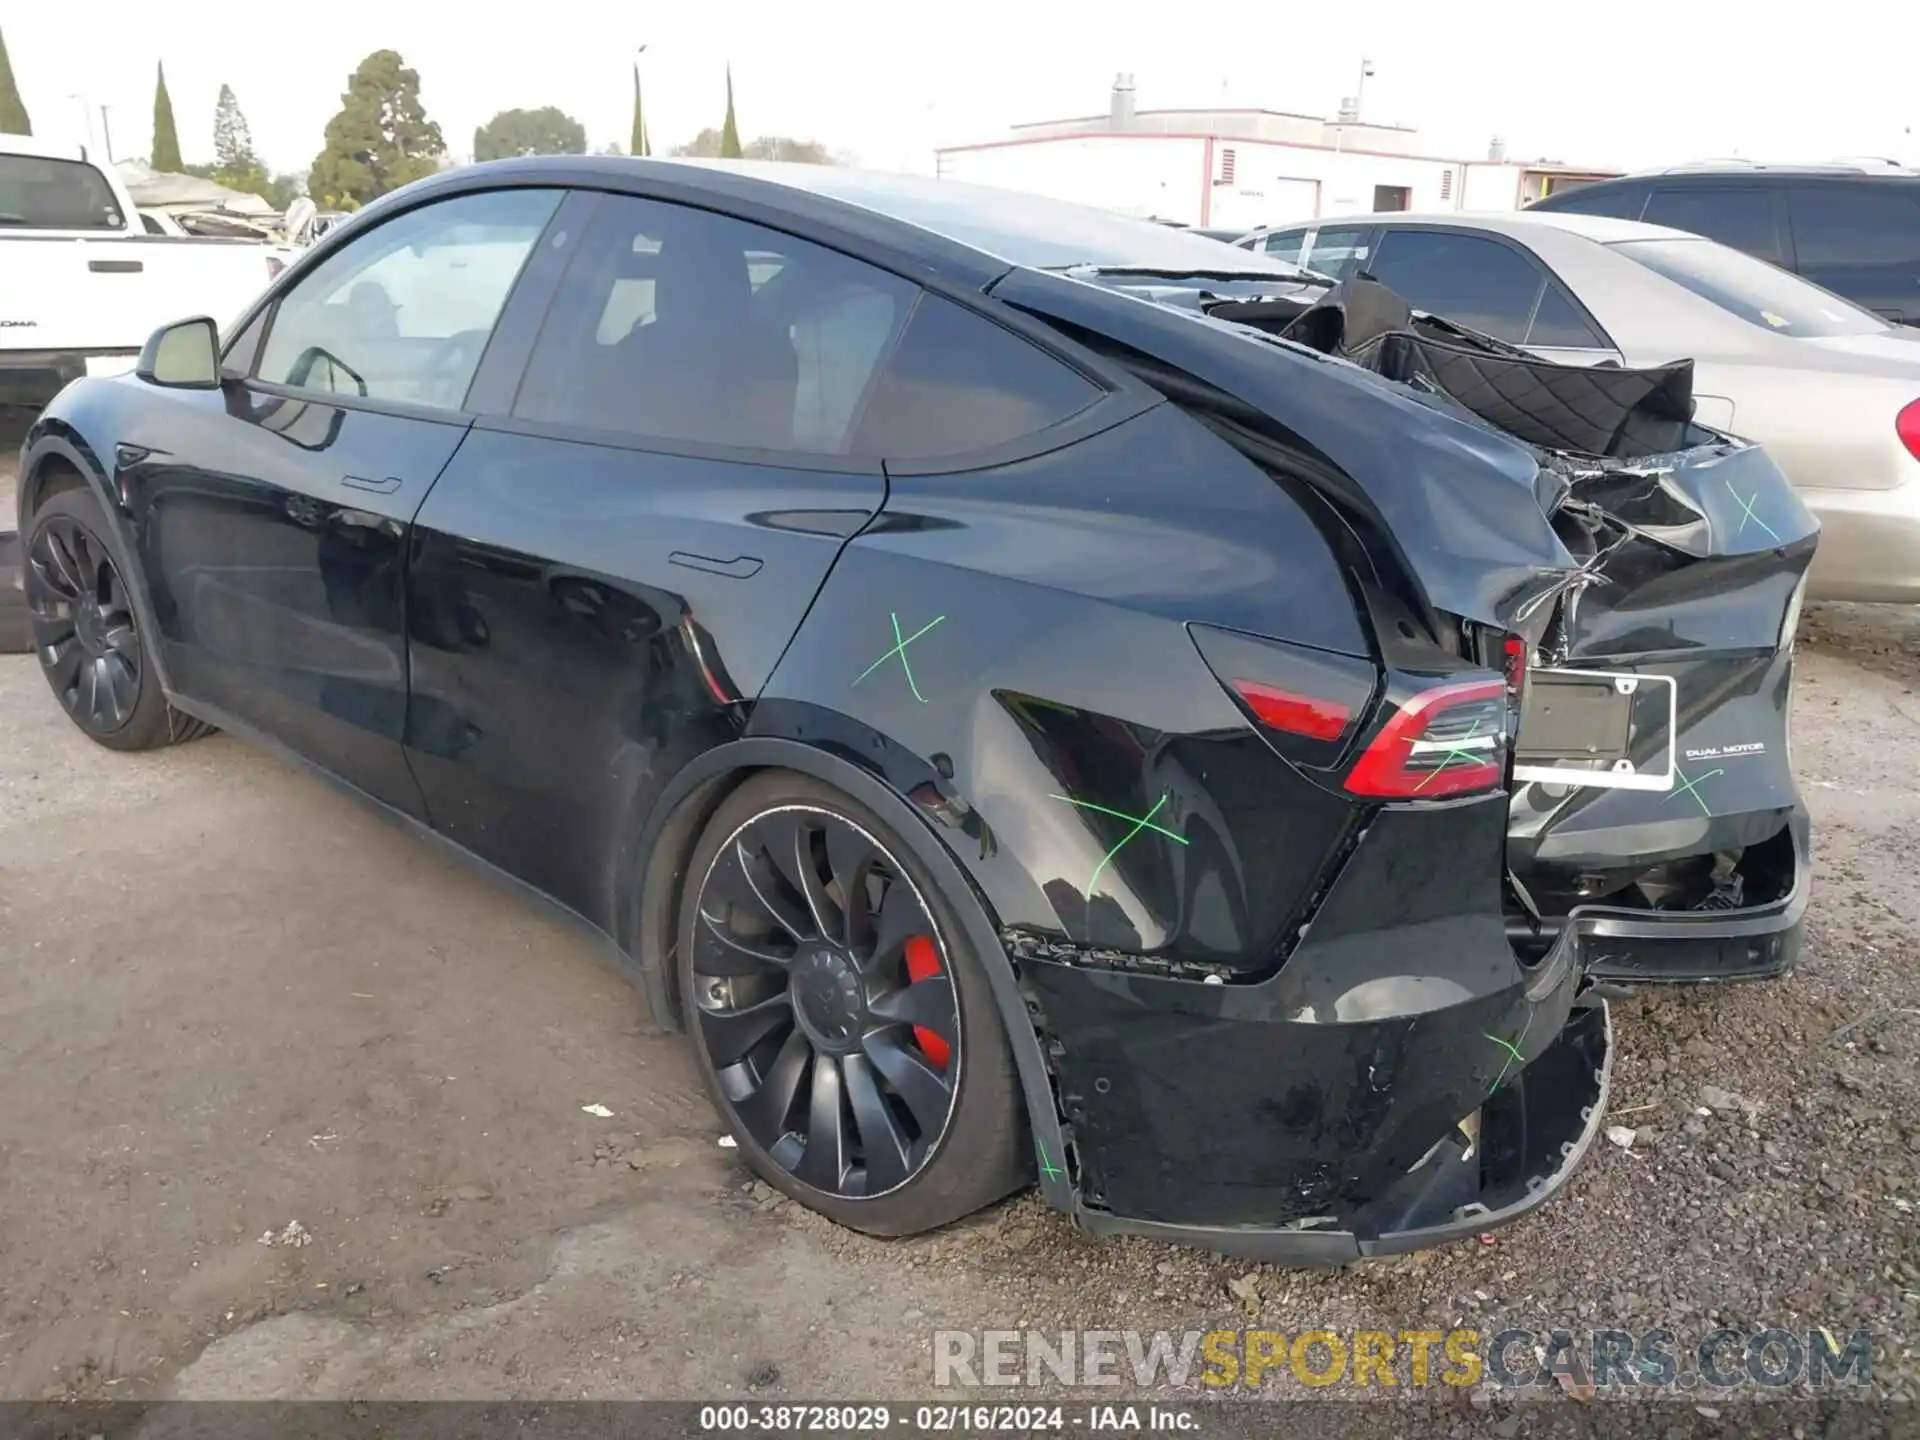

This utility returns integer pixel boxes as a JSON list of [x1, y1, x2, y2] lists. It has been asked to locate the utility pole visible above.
[[99, 104, 114, 162]]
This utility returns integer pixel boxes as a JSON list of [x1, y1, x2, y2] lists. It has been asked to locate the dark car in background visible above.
[[14, 160, 1815, 1261], [1529, 161, 1920, 327]]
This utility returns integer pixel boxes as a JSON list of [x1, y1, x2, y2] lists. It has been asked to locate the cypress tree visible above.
[[630, 65, 649, 157], [0, 28, 31, 136], [151, 61, 182, 171], [719, 66, 741, 160]]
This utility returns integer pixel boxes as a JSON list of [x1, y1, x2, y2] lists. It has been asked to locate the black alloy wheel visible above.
[[690, 804, 963, 1200], [24, 486, 215, 752], [27, 510, 145, 735]]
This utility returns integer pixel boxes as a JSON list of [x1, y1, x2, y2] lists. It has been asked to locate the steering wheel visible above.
[[423, 329, 492, 407]]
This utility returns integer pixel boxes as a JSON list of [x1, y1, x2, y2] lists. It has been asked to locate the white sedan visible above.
[[1238, 211, 1920, 603]]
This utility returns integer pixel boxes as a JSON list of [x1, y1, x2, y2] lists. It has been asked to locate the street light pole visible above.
[[67, 93, 97, 155], [99, 105, 115, 163]]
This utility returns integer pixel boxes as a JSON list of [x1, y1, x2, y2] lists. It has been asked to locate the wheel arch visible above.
[[619, 735, 1073, 1210], [17, 428, 178, 697]]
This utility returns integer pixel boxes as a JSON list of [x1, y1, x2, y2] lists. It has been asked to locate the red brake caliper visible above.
[[902, 934, 950, 1068]]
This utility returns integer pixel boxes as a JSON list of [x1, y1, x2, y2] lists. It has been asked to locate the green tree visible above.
[[267, 171, 305, 210], [0, 27, 30, 136], [719, 65, 742, 159], [672, 130, 832, 164], [306, 49, 445, 209], [472, 106, 585, 162], [151, 61, 182, 172], [630, 65, 649, 157], [211, 84, 272, 200]]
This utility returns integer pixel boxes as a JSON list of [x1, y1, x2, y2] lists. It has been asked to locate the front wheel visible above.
[[23, 486, 215, 751], [677, 770, 1030, 1236]]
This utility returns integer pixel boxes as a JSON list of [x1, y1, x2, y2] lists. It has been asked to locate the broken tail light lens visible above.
[[1345, 678, 1510, 799]]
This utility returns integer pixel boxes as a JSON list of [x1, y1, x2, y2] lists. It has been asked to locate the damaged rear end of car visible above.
[[975, 263, 1813, 1260]]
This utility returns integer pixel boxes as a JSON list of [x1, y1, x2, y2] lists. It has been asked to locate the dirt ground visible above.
[[1, 435, 1916, 1405]]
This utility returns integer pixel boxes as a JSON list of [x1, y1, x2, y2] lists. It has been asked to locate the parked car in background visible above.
[[1527, 161, 1920, 327], [0, 135, 286, 410], [15, 160, 1816, 1260], [1240, 210, 1920, 602]]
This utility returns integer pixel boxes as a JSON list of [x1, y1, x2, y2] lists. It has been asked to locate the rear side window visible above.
[[1525, 283, 1608, 348], [849, 295, 1101, 460], [1364, 229, 1544, 342], [513, 194, 917, 455], [1534, 182, 1646, 220], [1788, 184, 1920, 267], [1303, 226, 1371, 281], [1257, 230, 1306, 265], [0, 155, 124, 230], [1642, 187, 1785, 264]]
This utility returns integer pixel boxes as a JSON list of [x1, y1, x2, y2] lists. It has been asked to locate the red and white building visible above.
[[935, 78, 1620, 233]]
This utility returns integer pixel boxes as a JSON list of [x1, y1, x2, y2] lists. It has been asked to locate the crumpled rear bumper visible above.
[[1074, 996, 1612, 1265], [1033, 911, 1613, 1267]]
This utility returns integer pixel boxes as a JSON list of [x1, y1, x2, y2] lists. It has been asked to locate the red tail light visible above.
[[1502, 634, 1528, 701], [1899, 399, 1920, 463], [1230, 678, 1351, 740], [1345, 678, 1509, 799]]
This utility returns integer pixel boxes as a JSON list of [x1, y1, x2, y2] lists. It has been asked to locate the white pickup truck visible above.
[[1, 133, 285, 410]]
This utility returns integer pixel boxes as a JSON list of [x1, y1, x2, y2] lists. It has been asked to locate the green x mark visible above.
[[1414, 712, 1495, 792], [1037, 1141, 1065, 1183], [852, 612, 945, 703], [1664, 765, 1724, 818], [1483, 1028, 1528, 1090], [1051, 791, 1189, 900], [1728, 480, 1783, 544]]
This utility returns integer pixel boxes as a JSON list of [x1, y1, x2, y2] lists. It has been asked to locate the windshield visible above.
[[0, 155, 124, 230], [1610, 237, 1886, 338]]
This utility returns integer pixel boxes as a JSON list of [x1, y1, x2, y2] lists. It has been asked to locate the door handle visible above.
[[89, 258, 143, 274], [342, 474, 404, 494], [669, 551, 762, 579]]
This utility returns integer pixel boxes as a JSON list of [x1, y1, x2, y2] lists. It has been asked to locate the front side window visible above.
[[1611, 237, 1887, 337], [0, 155, 124, 230], [257, 188, 560, 410], [514, 195, 917, 455], [1364, 229, 1544, 342], [1536, 182, 1646, 220]]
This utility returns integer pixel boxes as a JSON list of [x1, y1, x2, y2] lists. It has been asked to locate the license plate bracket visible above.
[[1513, 669, 1676, 792]]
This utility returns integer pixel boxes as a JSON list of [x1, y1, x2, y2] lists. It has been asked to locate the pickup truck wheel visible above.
[[678, 771, 1030, 1236], [23, 487, 215, 751]]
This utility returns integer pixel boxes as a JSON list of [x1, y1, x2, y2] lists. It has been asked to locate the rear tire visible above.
[[23, 486, 215, 752], [678, 770, 1030, 1236]]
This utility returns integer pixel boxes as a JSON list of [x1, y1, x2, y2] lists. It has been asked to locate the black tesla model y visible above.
[[16, 159, 1815, 1261]]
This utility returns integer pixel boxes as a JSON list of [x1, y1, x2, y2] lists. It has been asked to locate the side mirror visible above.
[[135, 317, 222, 389]]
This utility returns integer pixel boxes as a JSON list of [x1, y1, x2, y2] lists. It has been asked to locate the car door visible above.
[[121, 187, 563, 815], [399, 191, 922, 924], [1786, 182, 1920, 325], [1363, 226, 1623, 364]]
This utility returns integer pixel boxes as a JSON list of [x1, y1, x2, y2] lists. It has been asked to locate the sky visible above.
[[5, 1, 1917, 181]]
